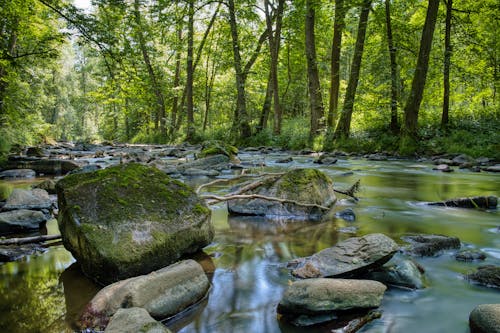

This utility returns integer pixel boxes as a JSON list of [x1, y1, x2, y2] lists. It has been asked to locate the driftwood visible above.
[[200, 194, 330, 211], [0, 234, 61, 246], [195, 172, 284, 194], [334, 179, 361, 201], [331, 310, 382, 333]]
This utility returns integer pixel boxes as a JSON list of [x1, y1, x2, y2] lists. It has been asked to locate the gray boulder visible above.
[[365, 256, 426, 289], [0, 209, 48, 234], [0, 169, 36, 179], [455, 249, 487, 262], [466, 266, 500, 289], [290, 233, 399, 278], [278, 278, 386, 326], [104, 307, 171, 333], [177, 154, 230, 172], [469, 304, 500, 333], [228, 168, 336, 221], [483, 165, 500, 173], [80, 260, 209, 330], [56, 163, 213, 284], [2, 189, 52, 211], [33, 179, 57, 194], [402, 234, 460, 256]]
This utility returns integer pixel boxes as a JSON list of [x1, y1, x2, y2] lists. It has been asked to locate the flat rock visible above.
[[0, 169, 36, 179], [0, 244, 46, 262], [402, 234, 461, 256], [427, 196, 497, 209], [433, 164, 453, 172], [469, 304, 500, 333], [277, 278, 386, 318], [80, 260, 209, 330], [104, 307, 171, 333], [0, 209, 48, 234], [57, 163, 213, 285], [455, 249, 487, 262], [4, 156, 81, 175], [2, 189, 52, 211], [482, 165, 500, 173], [290, 233, 399, 278], [466, 266, 500, 289]]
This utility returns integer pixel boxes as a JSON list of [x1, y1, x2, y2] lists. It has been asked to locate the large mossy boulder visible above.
[[469, 304, 500, 333], [56, 163, 213, 285], [227, 168, 336, 220], [197, 140, 238, 160]]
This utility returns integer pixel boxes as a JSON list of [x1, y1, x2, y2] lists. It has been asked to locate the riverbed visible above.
[[1, 151, 499, 333]]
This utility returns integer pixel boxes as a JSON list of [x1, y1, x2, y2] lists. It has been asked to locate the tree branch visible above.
[[201, 193, 330, 210]]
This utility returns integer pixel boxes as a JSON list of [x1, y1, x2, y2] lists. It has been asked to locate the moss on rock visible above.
[[56, 163, 213, 285], [197, 140, 238, 160]]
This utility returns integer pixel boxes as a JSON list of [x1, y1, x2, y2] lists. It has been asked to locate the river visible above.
[[1, 152, 499, 333]]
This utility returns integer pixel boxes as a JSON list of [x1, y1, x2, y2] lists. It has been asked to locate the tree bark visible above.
[[133, 0, 166, 138], [258, 71, 273, 132], [402, 0, 440, 141], [334, 0, 372, 139], [327, 0, 346, 129], [227, 0, 252, 139], [305, 0, 324, 141], [185, 0, 195, 141], [441, 0, 452, 128], [386, 0, 399, 134]]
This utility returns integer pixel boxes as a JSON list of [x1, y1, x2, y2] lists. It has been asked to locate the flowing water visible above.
[[1, 153, 499, 333]]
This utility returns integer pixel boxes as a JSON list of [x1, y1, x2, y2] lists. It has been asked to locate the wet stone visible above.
[[402, 234, 460, 257], [455, 249, 487, 262]]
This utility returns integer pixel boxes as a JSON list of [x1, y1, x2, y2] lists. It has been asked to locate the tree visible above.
[[333, 0, 372, 140], [401, 0, 440, 147], [385, 0, 399, 133], [327, 0, 347, 129], [305, 0, 324, 141], [441, 0, 452, 127]]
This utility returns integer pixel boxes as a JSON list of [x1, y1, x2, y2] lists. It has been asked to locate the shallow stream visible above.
[[1, 152, 499, 333]]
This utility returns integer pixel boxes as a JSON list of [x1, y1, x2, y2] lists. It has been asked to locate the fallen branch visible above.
[[0, 234, 61, 246], [332, 310, 382, 333], [196, 172, 284, 194], [334, 179, 361, 201], [201, 193, 330, 211]]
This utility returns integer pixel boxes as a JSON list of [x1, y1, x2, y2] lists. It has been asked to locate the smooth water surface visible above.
[[1, 154, 499, 333]]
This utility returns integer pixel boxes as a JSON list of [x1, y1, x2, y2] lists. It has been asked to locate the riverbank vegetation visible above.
[[0, 0, 498, 160]]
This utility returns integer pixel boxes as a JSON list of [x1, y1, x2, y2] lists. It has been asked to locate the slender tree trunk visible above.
[[305, 0, 324, 141], [171, 17, 183, 137], [203, 32, 218, 132], [402, 0, 440, 141], [441, 0, 452, 127], [385, 0, 399, 133], [265, 0, 285, 135], [334, 0, 372, 139], [327, 0, 346, 129], [258, 71, 273, 132], [0, 26, 18, 126], [133, 0, 166, 137], [185, 0, 195, 141], [227, 0, 251, 139]]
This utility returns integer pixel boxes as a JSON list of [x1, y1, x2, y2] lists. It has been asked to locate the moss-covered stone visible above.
[[227, 168, 336, 220], [197, 140, 238, 160], [56, 163, 213, 285]]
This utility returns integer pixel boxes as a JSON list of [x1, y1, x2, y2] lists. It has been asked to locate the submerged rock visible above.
[[466, 266, 500, 289], [277, 278, 386, 326], [402, 234, 460, 257], [228, 168, 336, 221], [80, 260, 209, 330], [2, 188, 52, 211], [0, 169, 36, 179], [56, 163, 213, 284], [469, 304, 500, 333], [0, 244, 46, 262], [455, 249, 487, 262], [427, 196, 497, 209], [0, 209, 48, 234], [335, 208, 356, 222], [290, 233, 399, 278], [365, 256, 426, 289], [104, 307, 171, 333]]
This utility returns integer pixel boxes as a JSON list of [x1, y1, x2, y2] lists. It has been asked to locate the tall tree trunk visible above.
[[334, 0, 372, 139], [402, 0, 440, 141], [258, 71, 273, 132], [228, 0, 251, 139], [441, 0, 452, 127], [133, 0, 166, 137], [185, 0, 195, 141], [305, 0, 324, 141], [385, 0, 399, 133], [0, 25, 18, 126], [171, 23, 182, 137], [327, 0, 346, 129], [265, 0, 285, 135]]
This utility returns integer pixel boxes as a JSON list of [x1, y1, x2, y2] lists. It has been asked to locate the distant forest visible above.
[[0, 0, 498, 156]]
